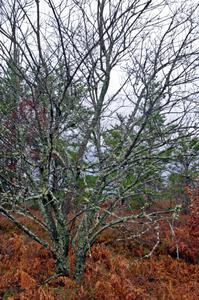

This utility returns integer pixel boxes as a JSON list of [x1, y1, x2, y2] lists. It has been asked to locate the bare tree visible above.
[[0, 0, 199, 281]]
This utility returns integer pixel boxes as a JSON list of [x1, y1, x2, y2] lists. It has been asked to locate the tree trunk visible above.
[[53, 235, 70, 275], [74, 247, 87, 282], [55, 252, 70, 275], [73, 217, 90, 282], [182, 193, 190, 215]]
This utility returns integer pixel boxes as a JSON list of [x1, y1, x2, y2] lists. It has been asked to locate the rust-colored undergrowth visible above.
[[0, 189, 199, 299]]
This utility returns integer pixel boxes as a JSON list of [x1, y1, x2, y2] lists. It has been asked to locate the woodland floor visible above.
[[0, 196, 199, 299]]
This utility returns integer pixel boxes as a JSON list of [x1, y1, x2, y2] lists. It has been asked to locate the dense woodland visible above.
[[0, 0, 199, 299]]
